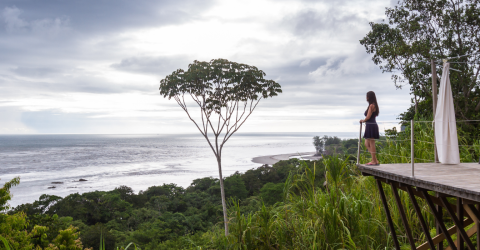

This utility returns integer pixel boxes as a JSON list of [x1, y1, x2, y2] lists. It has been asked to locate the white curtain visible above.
[[434, 62, 460, 164]]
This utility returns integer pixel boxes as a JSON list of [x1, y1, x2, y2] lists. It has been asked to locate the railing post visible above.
[[411, 119, 414, 177], [357, 122, 362, 165], [434, 121, 439, 163]]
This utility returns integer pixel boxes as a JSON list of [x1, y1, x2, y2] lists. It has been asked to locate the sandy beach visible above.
[[252, 152, 321, 165]]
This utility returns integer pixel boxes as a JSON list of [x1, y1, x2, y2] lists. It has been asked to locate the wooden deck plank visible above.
[[358, 163, 480, 202]]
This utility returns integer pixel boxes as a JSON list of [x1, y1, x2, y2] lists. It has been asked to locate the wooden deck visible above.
[[358, 163, 480, 202]]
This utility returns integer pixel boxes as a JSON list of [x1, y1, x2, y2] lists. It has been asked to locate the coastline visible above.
[[252, 152, 321, 165]]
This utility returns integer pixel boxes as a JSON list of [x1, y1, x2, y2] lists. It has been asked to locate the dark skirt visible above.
[[364, 123, 379, 139]]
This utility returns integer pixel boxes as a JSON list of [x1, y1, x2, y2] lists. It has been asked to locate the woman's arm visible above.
[[361, 104, 375, 123]]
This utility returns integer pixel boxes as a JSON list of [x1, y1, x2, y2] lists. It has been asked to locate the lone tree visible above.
[[159, 58, 282, 235]]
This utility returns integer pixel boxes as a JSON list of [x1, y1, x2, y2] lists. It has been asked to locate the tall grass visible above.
[[0, 235, 11, 250], [98, 233, 141, 250], [215, 158, 392, 249]]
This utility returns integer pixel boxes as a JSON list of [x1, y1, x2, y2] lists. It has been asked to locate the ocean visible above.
[[0, 132, 356, 207]]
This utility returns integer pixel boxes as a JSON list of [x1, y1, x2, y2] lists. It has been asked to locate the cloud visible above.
[[1, 6, 70, 35], [0, 0, 215, 35], [0, 106, 35, 133], [283, 6, 367, 37], [111, 56, 193, 76], [309, 46, 376, 78], [299, 59, 310, 67], [0, 70, 151, 97], [1, 6, 28, 32], [10, 66, 62, 78]]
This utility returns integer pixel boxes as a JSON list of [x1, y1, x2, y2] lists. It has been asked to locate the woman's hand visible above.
[[359, 119, 364, 123]]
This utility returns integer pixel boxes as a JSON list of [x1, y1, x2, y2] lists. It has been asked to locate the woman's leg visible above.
[[370, 139, 378, 164], [365, 139, 374, 164]]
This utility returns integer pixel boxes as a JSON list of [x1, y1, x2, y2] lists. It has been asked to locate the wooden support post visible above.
[[463, 204, 480, 225], [376, 179, 400, 250], [390, 183, 416, 249], [357, 122, 362, 165], [458, 198, 465, 250], [438, 193, 444, 250], [439, 197, 474, 250], [432, 59, 439, 163], [406, 186, 435, 249], [477, 204, 480, 250], [423, 190, 457, 250]]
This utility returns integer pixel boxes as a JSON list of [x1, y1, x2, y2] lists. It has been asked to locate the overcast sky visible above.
[[0, 0, 411, 134]]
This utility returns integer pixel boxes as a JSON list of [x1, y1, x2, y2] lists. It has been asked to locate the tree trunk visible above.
[[217, 157, 229, 236]]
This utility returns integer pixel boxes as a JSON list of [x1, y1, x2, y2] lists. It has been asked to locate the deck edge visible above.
[[357, 164, 480, 202]]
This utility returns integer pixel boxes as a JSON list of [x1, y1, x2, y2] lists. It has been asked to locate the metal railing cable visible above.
[[358, 149, 435, 163], [375, 139, 411, 142], [356, 119, 480, 177], [414, 140, 435, 144], [362, 120, 480, 125]]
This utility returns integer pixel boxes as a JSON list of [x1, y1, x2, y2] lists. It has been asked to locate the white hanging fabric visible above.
[[434, 62, 460, 164]]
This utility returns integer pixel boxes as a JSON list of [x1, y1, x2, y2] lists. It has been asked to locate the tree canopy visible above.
[[159, 58, 281, 146]]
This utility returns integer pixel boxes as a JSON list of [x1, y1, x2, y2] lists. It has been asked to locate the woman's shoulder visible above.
[[369, 104, 375, 109]]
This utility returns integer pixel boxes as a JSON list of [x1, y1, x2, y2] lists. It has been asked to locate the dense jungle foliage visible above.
[[313, 135, 359, 156]]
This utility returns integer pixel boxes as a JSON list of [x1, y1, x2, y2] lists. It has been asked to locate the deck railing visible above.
[[357, 119, 480, 177]]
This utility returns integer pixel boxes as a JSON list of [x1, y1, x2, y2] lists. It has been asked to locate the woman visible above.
[[360, 91, 380, 166]]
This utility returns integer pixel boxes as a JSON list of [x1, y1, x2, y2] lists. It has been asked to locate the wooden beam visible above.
[[376, 179, 401, 250], [440, 197, 475, 250], [457, 198, 465, 250], [393, 183, 457, 213], [461, 199, 480, 205], [437, 197, 444, 250], [406, 186, 435, 250], [391, 183, 416, 249], [423, 190, 457, 250], [477, 204, 480, 250], [416, 218, 473, 250], [444, 226, 477, 250], [463, 204, 480, 224]]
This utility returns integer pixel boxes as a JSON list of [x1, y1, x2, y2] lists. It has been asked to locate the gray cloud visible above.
[[10, 66, 62, 77], [0, 0, 217, 89], [283, 8, 367, 37], [111, 56, 194, 76], [0, 71, 152, 97], [0, 0, 215, 35]]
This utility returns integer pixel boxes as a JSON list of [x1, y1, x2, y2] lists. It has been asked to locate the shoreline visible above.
[[251, 152, 321, 165]]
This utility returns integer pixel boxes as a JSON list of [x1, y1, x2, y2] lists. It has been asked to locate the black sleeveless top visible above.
[[364, 110, 377, 124]]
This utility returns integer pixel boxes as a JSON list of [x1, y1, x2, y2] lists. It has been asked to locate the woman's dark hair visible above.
[[366, 91, 379, 116]]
